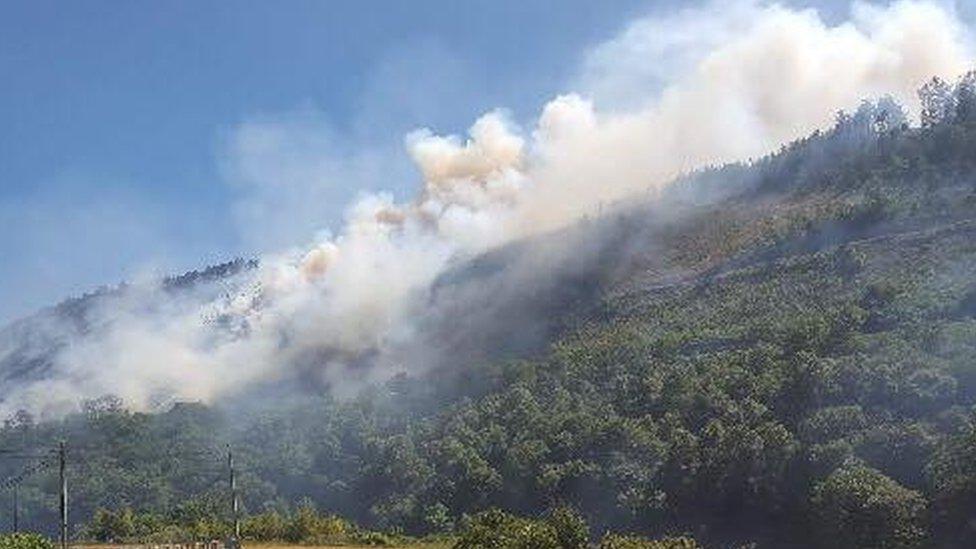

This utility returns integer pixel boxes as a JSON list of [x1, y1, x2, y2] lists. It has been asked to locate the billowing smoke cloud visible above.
[[2, 0, 973, 418]]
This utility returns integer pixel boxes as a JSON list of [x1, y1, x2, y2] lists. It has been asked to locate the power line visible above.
[[0, 445, 57, 534], [0, 448, 56, 460], [1, 441, 248, 540], [0, 457, 54, 492]]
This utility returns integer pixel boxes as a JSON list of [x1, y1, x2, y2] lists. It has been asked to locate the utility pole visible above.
[[12, 485, 18, 532], [59, 441, 67, 549], [227, 446, 239, 541]]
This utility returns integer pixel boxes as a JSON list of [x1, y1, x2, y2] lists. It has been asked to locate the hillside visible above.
[[3, 76, 976, 548]]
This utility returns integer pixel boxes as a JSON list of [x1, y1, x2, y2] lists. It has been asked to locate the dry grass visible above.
[[247, 543, 453, 549], [244, 541, 452, 549], [75, 542, 455, 549]]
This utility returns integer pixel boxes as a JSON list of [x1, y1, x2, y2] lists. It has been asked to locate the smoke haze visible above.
[[2, 0, 974, 418]]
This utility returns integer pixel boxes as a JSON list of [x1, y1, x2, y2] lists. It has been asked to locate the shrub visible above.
[[454, 509, 562, 549], [86, 507, 136, 542], [242, 509, 287, 541], [0, 533, 54, 549], [545, 507, 589, 549], [453, 507, 594, 549], [283, 505, 352, 543], [423, 502, 455, 533], [598, 533, 701, 549], [349, 530, 399, 546]]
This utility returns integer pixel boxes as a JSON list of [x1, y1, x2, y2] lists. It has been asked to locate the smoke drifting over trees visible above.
[[5, 2, 976, 547], [2, 0, 971, 418]]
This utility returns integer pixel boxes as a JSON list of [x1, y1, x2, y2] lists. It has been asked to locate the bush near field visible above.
[[83, 504, 408, 546], [0, 533, 54, 549], [453, 508, 699, 549], [82, 504, 701, 548]]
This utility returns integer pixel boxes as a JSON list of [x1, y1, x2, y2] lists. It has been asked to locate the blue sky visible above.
[[0, 0, 665, 322], [0, 0, 898, 323]]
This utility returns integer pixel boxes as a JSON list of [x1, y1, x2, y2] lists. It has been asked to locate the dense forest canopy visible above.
[[4, 73, 976, 548]]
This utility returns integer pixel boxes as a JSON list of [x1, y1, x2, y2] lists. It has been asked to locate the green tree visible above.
[[810, 465, 927, 549]]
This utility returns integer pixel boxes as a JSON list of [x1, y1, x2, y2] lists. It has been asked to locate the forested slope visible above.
[[4, 75, 976, 548]]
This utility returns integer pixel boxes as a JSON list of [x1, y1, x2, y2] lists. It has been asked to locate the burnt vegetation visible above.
[[5, 73, 976, 548]]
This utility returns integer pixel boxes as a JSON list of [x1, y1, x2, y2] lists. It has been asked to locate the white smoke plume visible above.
[[2, 0, 973, 418]]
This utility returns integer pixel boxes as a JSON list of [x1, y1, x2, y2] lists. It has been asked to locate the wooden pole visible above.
[[12, 485, 18, 532], [227, 447, 239, 540], [59, 441, 67, 549]]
